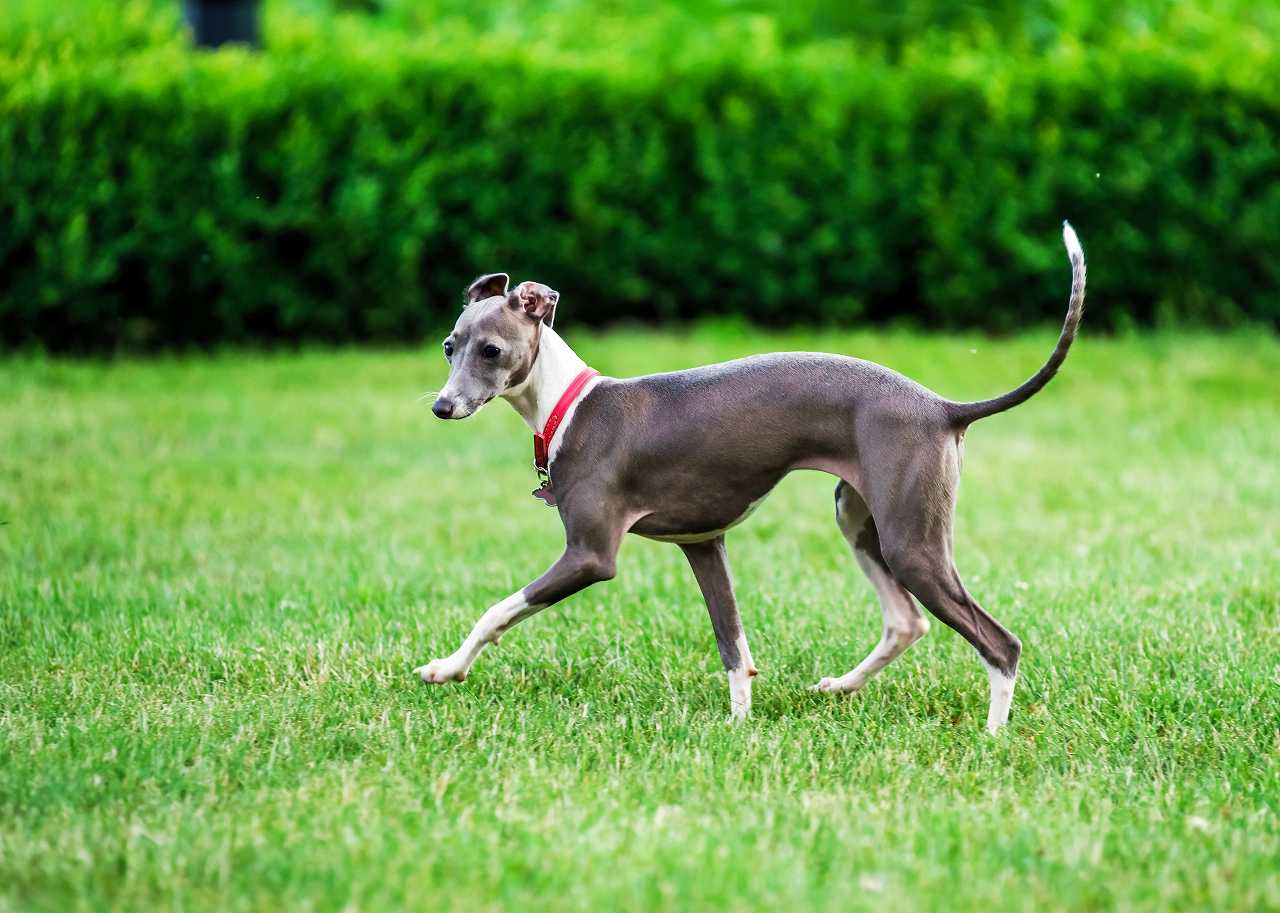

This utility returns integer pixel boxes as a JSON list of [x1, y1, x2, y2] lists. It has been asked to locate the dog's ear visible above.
[[510, 281, 559, 327], [464, 273, 509, 305]]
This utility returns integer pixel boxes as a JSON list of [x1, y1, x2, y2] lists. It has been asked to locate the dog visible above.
[[418, 223, 1085, 732]]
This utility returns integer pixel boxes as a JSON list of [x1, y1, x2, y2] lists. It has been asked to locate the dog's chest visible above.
[[630, 492, 771, 543]]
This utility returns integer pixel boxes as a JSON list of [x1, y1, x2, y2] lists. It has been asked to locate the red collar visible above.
[[533, 368, 599, 472]]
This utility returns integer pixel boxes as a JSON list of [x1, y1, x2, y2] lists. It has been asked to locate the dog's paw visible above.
[[812, 675, 859, 694], [415, 657, 468, 684]]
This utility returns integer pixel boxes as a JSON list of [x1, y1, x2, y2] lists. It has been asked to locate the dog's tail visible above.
[[945, 221, 1086, 428]]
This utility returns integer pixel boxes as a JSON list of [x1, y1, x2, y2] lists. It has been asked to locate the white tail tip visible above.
[[1062, 220, 1083, 261]]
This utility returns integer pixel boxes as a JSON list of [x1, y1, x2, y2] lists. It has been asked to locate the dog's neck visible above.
[[501, 325, 589, 432]]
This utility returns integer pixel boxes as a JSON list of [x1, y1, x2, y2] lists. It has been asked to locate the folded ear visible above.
[[510, 281, 560, 327], [464, 273, 509, 305]]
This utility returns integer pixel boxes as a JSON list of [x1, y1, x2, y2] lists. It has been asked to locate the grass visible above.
[[1, 324, 1278, 913]]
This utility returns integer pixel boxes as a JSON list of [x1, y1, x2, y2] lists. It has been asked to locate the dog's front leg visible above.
[[416, 588, 545, 683], [681, 536, 757, 721], [416, 524, 621, 684]]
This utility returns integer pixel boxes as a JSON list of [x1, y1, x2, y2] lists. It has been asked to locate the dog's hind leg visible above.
[[887, 553, 1020, 733], [681, 536, 757, 721], [870, 444, 1022, 733], [815, 482, 929, 696]]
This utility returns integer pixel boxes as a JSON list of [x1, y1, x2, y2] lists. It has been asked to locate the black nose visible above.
[[432, 398, 455, 419]]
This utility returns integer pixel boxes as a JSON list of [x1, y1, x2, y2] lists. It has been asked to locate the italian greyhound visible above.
[[419, 223, 1085, 732]]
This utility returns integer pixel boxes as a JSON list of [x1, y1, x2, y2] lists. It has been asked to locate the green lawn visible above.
[[1, 326, 1277, 913]]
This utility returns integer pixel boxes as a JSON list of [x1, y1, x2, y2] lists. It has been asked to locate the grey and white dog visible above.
[[420, 223, 1085, 732]]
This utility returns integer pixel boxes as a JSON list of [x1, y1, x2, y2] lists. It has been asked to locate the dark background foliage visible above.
[[1, 0, 1277, 349]]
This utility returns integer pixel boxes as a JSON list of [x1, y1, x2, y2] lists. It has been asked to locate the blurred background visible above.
[[0, 0, 1277, 350]]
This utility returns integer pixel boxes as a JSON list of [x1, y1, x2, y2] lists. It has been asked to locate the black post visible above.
[[183, 0, 261, 48]]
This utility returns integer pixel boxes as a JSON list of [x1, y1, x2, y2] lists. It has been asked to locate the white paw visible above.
[[415, 657, 468, 684], [813, 676, 860, 694]]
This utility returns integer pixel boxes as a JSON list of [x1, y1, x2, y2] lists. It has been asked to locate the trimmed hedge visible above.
[[2, 13, 1278, 349]]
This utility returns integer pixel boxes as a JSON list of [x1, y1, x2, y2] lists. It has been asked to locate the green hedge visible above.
[[2, 11, 1278, 349]]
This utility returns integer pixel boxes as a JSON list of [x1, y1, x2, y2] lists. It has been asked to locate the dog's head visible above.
[[432, 273, 559, 420]]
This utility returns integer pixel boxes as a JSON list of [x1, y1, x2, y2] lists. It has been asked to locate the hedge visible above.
[[1, 13, 1278, 349]]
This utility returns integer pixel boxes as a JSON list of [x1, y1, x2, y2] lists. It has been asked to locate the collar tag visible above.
[[531, 482, 557, 507]]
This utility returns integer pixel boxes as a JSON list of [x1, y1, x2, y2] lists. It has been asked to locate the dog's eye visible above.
[[442, 340, 453, 360], [482, 344, 501, 359]]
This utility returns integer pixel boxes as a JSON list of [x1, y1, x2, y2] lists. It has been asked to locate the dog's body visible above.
[[420, 224, 1086, 731]]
